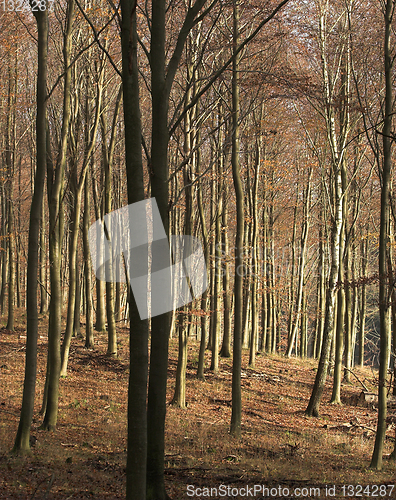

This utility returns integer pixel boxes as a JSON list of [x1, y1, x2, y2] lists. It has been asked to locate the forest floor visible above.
[[0, 312, 395, 499]]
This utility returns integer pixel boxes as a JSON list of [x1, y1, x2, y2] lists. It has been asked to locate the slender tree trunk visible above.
[[83, 175, 94, 348], [6, 184, 15, 331], [370, 0, 394, 469], [330, 263, 345, 404], [172, 61, 195, 404], [300, 289, 307, 357], [305, 4, 347, 417], [210, 109, 224, 373], [92, 168, 106, 331], [315, 210, 325, 358], [358, 227, 368, 366], [196, 138, 210, 378], [220, 185, 231, 357], [41, 0, 75, 429], [0, 184, 7, 316], [287, 183, 298, 345], [260, 209, 268, 352], [13, 7, 48, 452], [40, 200, 47, 314], [230, 0, 243, 438], [74, 250, 81, 338], [249, 130, 260, 368], [6, 68, 15, 331], [286, 168, 311, 357]]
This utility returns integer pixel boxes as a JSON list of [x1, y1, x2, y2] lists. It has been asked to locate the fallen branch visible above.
[[43, 473, 55, 500], [29, 474, 55, 500], [343, 367, 369, 391]]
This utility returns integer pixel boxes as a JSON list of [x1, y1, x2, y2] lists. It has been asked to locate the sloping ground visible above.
[[0, 316, 395, 499]]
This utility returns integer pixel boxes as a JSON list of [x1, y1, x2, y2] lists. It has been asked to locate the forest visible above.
[[0, 0, 395, 498]]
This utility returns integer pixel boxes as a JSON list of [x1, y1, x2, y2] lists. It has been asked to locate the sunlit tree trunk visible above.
[[358, 223, 368, 366], [172, 56, 195, 404], [249, 126, 261, 368], [306, 3, 347, 416], [314, 205, 326, 359], [210, 105, 224, 374], [286, 167, 311, 357], [196, 134, 210, 378], [102, 88, 121, 358], [83, 174, 94, 348], [41, 0, 75, 430]]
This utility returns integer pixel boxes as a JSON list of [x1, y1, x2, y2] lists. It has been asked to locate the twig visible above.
[[29, 474, 54, 500], [343, 367, 369, 392], [43, 473, 55, 499], [0, 346, 26, 357]]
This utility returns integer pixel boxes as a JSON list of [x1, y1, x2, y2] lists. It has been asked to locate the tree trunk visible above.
[[370, 0, 394, 470], [6, 66, 15, 332], [83, 175, 94, 348], [146, 1, 172, 497], [305, 3, 348, 417], [358, 227, 368, 366], [249, 129, 261, 368], [286, 167, 311, 357], [220, 186, 231, 358], [13, 6, 48, 452], [40, 200, 48, 314], [196, 137, 210, 378], [314, 208, 325, 359], [41, 0, 75, 429], [120, 1, 149, 496], [230, 0, 243, 438]]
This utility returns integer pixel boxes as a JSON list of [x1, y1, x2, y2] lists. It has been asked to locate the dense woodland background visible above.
[[0, 0, 395, 498]]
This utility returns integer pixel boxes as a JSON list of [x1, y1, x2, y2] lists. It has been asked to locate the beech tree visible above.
[[370, 0, 395, 470], [13, 3, 48, 452]]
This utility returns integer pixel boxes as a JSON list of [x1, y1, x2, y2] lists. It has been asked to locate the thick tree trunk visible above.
[[120, 1, 149, 497]]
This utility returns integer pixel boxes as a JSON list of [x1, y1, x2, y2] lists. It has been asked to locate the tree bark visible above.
[[120, 1, 149, 496], [230, 0, 243, 438], [83, 175, 94, 348], [370, 0, 394, 470], [13, 6, 48, 452]]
